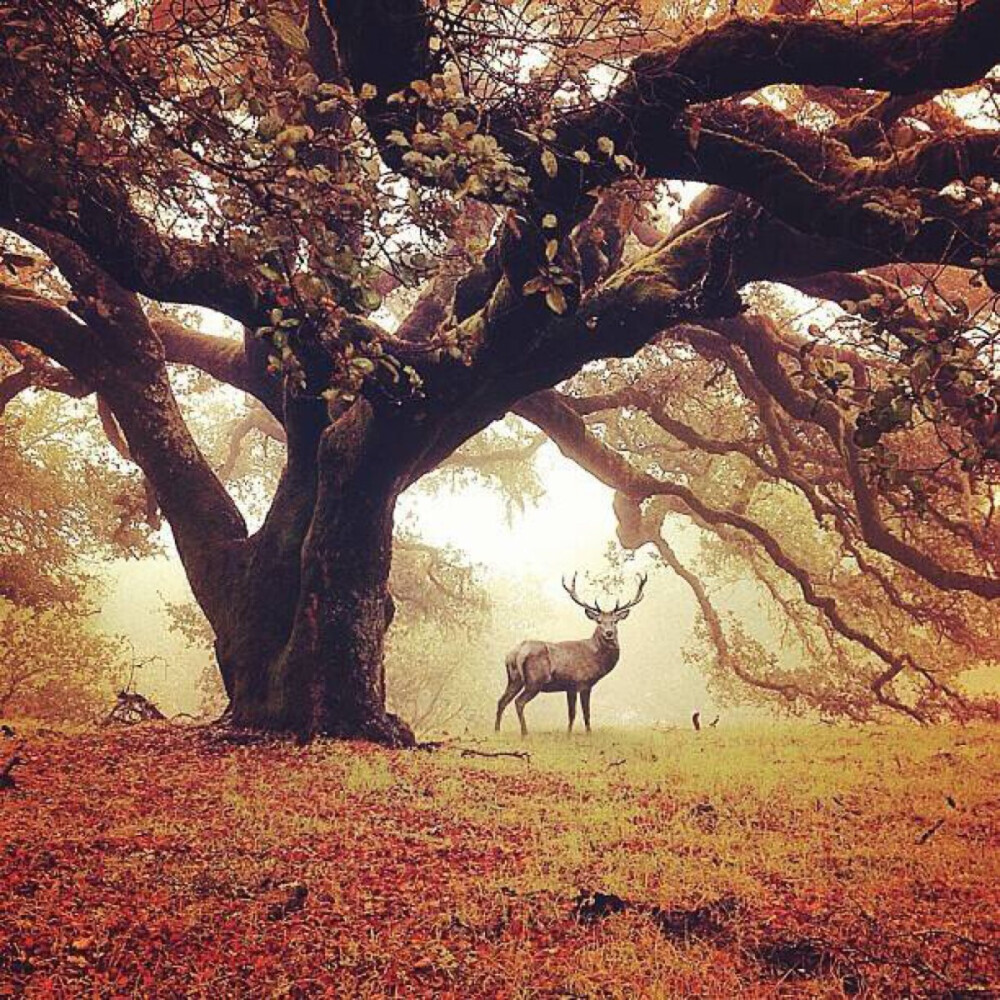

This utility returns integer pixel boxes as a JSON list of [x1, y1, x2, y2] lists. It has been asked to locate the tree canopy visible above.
[[1, 0, 999, 741]]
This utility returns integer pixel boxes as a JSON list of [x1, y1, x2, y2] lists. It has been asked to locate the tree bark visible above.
[[223, 401, 415, 745]]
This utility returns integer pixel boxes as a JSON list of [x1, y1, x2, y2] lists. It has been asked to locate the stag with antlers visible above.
[[496, 574, 647, 737]]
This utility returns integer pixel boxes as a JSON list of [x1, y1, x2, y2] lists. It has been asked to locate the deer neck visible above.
[[590, 628, 620, 673]]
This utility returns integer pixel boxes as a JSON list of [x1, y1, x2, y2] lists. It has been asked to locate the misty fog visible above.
[[98, 434, 739, 728]]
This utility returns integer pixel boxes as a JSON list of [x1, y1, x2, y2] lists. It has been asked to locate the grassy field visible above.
[[1, 721, 997, 997]]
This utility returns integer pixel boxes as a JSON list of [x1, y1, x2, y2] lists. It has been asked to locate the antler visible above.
[[612, 573, 648, 614], [562, 572, 603, 614]]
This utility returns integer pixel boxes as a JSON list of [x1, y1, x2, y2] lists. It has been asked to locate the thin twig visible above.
[[916, 817, 946, 844]]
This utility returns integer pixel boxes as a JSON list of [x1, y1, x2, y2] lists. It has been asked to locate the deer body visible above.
[[507, 632, 620, 692], [496, 574, 646, 736]]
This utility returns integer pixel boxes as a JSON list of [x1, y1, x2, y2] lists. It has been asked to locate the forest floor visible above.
[[0, 721, 997, 998]]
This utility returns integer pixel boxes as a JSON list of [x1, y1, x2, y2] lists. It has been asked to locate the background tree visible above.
[[0, 355, 146, 719], [0, 601, 129, 723], [1, 0, 998, 743]]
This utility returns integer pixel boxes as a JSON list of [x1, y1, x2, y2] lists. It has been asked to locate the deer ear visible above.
[[585, 608, 601, 621], [615, 609, 631, 621]]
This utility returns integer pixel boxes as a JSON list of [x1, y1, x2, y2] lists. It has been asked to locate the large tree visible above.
[[1, 0, 999, 743]]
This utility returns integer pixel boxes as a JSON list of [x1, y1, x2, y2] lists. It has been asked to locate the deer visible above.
[[496, 573, 647, 737]]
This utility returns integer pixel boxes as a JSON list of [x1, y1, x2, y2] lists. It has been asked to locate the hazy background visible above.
[[98, 433, 739, 729]]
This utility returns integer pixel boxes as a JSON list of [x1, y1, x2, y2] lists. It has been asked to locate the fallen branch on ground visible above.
[[916, 817, 947, 844], [459, 748, 531, 762]]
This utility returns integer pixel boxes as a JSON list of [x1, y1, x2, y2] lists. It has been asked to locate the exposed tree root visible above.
[[102, 691, 167, 726]]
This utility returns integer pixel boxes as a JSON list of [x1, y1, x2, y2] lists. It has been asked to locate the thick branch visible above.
[[0, 343, 90, 414], [0, 177, 258, 325], [325, 0, 434, 102], [154, 317, 282, 418], [714, 312, 1000, 599], [0, 275, 247, 623], [522, 390, 934, 718], [498, 2, 1000, 227]]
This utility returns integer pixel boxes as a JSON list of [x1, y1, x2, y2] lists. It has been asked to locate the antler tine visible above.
[[616, 572, 648, 612], [561, 572, 582, 605], [562, 572, 601, 614]]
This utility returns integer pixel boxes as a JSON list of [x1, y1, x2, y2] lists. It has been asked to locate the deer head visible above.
[[562, 572, 648, 644]]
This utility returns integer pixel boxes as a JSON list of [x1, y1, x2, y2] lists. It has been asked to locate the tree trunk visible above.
[[221, 401, 416, 746]]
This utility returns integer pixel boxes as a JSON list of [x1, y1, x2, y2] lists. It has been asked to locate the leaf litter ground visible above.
[[1, 722, 998, 997]]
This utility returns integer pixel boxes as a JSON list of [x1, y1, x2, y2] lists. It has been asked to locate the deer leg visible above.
[[514, 688, 538, 738], [566, 690, 577, 735], [580, 688, 592, 733], [495, 679, 522, 733]]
